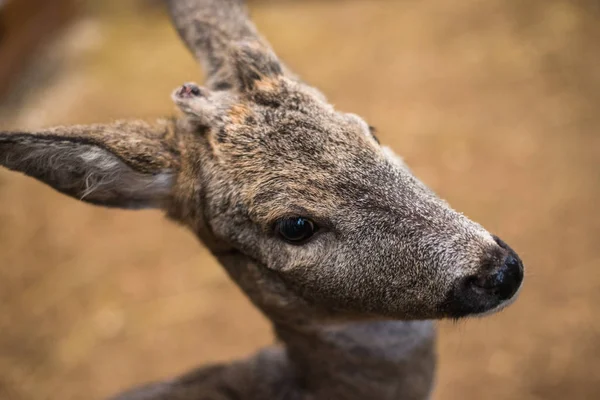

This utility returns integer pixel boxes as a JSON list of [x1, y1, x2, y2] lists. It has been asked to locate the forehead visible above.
[[205, 83, 400, 222], [215, 81, 378, 167], [199, 78, 400, 223]]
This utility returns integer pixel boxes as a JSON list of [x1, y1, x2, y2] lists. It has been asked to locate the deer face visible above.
[[163, 44, 524, 322], [0, 39, 523, 323]]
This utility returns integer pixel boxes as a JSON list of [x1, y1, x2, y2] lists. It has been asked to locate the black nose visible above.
[[471, 253, 523, 300], [469, 236, 524, 301], [444, 236, 524, 318]]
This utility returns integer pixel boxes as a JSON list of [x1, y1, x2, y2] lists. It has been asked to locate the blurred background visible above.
[[0, 0, 599, 399]]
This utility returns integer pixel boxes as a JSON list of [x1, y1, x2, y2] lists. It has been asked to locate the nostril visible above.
[[453, 237, 525, 315], [469, 274, 496, 290], [468, 253, 524, 300]]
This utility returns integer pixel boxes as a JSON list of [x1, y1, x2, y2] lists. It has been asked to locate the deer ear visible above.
[[0, 120, 180, 209], [231, 41, 283, 92]]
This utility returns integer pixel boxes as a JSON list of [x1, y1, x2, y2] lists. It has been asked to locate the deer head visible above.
[[0, 0, 523, 327]]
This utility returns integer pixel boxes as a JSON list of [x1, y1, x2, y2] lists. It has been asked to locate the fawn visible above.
[[0, 1, 524, 399]]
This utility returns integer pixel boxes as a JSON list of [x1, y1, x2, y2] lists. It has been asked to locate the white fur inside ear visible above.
[[77, 147, 174, 208], [9, 140, 174, 208], [79, 148, 120, 170]]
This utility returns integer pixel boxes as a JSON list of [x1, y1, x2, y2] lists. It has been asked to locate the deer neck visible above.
[[273, 320, 436, 399], [213, 252, 437, 399]]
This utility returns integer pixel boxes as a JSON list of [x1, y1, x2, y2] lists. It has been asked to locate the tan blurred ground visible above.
[[0, 0, 599, 399]]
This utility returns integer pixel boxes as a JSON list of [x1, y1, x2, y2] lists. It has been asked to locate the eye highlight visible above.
[[276, 217, 317, 244]]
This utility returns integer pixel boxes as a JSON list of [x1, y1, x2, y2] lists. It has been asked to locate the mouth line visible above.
[[469, 282, 524, 318], [441, 274, 525, 320]]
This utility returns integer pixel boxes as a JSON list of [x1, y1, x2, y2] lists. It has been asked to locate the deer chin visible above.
[[469, 283, 524, 318]]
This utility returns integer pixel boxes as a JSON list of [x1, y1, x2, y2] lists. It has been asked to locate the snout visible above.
[[443, 236, 524, 318]]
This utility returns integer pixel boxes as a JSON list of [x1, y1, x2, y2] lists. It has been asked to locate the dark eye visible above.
[[276, 217, 317, 244]]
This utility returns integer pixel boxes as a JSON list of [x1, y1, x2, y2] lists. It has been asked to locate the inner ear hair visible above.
[[0, 120, 180, 209]]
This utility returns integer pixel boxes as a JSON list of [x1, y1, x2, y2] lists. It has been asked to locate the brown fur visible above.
[[0, 1, 525, 399]]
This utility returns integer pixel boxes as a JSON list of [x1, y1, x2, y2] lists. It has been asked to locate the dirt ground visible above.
[[0, 0, 599, 399]]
